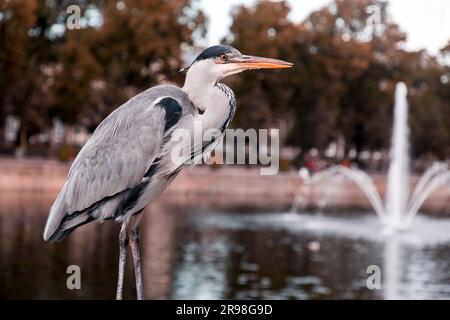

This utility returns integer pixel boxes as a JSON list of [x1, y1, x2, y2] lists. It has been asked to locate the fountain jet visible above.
[[385, 82, 410, 228], [293, 83, 450, 230]]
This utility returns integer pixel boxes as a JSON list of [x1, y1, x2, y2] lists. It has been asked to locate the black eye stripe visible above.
[[194, 45, 239, 62]]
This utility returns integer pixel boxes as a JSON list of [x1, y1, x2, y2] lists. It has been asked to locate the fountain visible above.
[[292, 82, 450, 230], [386, 82, 410, 228], [195, 82, 450, 300]]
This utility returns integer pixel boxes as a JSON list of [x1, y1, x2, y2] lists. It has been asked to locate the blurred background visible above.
[[1, 0, 450, 168], [1, 0, 450, 299]]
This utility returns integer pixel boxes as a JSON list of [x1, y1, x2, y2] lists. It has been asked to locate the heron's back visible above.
[[43, 85, 196, 242]]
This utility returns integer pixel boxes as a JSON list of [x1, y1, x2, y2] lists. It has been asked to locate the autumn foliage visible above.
[[1, 0, 449, 163]]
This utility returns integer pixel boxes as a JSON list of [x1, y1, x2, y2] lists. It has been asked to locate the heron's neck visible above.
[[182, 73, 235, 131]]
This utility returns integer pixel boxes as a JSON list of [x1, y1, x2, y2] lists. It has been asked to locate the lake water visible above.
[[0, 192, 449, 299]]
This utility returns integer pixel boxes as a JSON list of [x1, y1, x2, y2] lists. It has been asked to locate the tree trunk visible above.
[[16, 124, 27, 158]]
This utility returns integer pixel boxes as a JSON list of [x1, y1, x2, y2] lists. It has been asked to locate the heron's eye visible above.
[[219, 54, 229, 62]]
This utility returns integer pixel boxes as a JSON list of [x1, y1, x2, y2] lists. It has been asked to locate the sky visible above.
[[200, 0, 450, 55]]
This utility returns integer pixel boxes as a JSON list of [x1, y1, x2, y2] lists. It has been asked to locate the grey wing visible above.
[[43, 85, 193, 241]]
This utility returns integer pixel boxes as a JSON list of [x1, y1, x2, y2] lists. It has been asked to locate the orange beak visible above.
[[231, 55, 293, 70]]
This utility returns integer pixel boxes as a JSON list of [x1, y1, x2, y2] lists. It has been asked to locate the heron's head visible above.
[[185, 45, 293, 84]]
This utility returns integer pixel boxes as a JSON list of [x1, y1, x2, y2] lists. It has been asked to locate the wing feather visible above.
[[43, 85, 193, 241]]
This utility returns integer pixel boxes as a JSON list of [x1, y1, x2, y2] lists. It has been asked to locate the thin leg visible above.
[[129, 210, 144, 300], [116, 222, 128, 300], [130, 226, 144, 300]]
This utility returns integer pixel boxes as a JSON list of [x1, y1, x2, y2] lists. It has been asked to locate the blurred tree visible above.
[[82, 0, 206, 124], [51, 27, 100, 125], [403, 50, 450, 159], [288, 0, 408, 155], [225, 0, 296, 129], [0, 0, 206, 154], [0, 0, 39, 151], [0, 0, 95, 153], [226, 0, 450, 163], [2, 0, 450, 164]]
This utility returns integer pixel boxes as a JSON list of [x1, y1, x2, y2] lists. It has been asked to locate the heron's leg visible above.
[[116, 222, 129, 300], [130, 211, 144, 300]]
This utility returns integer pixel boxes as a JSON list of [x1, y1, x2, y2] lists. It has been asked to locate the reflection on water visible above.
[[0, 192, 449, 299]]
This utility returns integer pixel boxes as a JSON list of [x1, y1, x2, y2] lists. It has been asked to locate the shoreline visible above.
[[1, 158, 449, 216]]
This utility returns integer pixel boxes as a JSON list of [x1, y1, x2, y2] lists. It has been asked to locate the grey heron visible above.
[[43, 45, 292, 299]]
